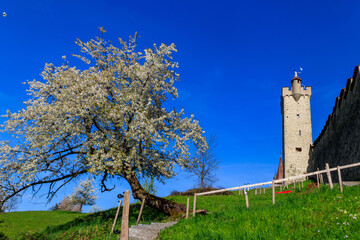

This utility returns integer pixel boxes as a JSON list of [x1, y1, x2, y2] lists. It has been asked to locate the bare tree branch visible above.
[[187, 135, 220, 188]]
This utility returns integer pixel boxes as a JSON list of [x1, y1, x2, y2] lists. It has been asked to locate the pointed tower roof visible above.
[[291, 70, 302, 82], [275, 156, 284, 180]]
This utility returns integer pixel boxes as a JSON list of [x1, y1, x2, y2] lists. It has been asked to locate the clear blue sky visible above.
[[1, 0, 359, 212]]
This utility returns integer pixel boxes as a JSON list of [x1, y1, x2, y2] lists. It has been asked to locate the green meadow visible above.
[[0, 211, 84, 239], [160, 183, 360, 239], [1, 181, 360, 239]]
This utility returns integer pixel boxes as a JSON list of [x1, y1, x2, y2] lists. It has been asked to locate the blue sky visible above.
[[1, 0, 360, 212]]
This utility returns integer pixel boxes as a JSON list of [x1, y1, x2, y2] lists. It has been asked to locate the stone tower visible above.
[[281, 72, 313, 177]]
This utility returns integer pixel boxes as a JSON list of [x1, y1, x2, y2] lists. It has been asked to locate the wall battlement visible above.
[[313, 65, 360, 147], [311, 64, 360, 182], [281, 86, 312, 97]]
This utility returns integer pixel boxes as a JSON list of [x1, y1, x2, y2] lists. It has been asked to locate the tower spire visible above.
[[291, 73, 302, 101]]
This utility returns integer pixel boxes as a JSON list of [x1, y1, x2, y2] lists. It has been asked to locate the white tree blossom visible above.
[[70, 178, 97, 212], [0, 30, 206, 214]]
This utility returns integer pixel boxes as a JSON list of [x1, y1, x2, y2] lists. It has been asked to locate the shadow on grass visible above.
[[44, 203, 168, 235]]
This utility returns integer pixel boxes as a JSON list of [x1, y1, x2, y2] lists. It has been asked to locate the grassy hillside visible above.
[[160, 183, 360, 239], [0, 201, 168, 239], [1, 182, 360, 239], [43, 201, 168, 240], [0, 211, 84, 238]]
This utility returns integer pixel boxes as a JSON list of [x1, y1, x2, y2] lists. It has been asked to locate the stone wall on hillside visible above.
[[311, 65, 360, 182]]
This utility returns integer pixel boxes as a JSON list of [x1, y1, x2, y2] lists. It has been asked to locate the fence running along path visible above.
[[111, 200, 123, 234], [192, 161, 360, 216]]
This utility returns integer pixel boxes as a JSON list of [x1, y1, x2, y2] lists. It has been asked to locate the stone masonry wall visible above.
[[311, 65, 360, 182], [282, 86, 312, 178]]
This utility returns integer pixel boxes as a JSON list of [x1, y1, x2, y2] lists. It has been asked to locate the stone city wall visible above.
[[311, 65, 360, 182]]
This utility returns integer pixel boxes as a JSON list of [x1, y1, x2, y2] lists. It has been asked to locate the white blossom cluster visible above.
[[70, 178, 97, 210], [0, 31, 206, 204]]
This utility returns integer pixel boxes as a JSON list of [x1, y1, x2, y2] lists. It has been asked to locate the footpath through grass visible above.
[[160, 182, 360, 239]]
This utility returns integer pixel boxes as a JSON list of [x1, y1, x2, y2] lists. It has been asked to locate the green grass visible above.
[[0, 211, 84, 238], [160, 182, 360, 239], [1, 182, 360, 239], [43, 201, 168, 240]]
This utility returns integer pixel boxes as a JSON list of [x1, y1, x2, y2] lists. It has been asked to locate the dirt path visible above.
[[129, 221, 177, 240]]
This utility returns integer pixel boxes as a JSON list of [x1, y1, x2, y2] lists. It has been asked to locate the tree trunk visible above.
[[124, 172, 185, 216]]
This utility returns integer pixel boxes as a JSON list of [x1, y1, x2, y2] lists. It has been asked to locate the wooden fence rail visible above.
[[192, 161, 360, 216]]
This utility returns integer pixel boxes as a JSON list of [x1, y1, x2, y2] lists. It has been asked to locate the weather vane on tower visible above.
[[294, 67, 303, 77]]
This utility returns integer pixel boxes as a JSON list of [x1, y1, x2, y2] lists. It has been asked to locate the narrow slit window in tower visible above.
[[296, 147, 302, 152], [299, 130, 301, 136], [297, 114, 300, 118]]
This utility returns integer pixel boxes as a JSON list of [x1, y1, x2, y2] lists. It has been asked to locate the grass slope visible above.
[[160, 183, 360, 239], [43, 201, 168, 240], [0, 211, 84, 238], [1, 182, 360, 239], [0, 201, 168, 239]]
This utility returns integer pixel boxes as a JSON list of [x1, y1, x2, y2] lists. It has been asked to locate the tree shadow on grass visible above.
[[44, 203, 168, 235]]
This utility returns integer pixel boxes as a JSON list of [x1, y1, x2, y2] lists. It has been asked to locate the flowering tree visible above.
[[0, 29, 206, 215], [70, 178, 97, 212]]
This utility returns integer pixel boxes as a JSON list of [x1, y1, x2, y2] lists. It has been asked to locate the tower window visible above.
[[299, 130, 301, 136], [296, 147, 302, 152], [297, 114, 300, 118]]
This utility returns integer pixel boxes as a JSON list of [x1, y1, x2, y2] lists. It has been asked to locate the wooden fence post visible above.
[[193, 194, 197, 217], [255, 188, 257, 195], [245, 191, 249, 208], [298, 181, 301, 190], [316, 172, 320, 189], [136, 198, 146, 225], [111, 200, 122, 234], [301, 180, 304, 188], [272, 181, 275, 205], [320, 173, 324, 184], [120, 190, 130, 240], [263, 186, 265, 194], [186, 197, 189, 219], [293, 181, 296, 188], [325, 163, 333, 189], [317, 168, 324, 184], [280, 185, 283, 191], [337, 166, 343, 193]]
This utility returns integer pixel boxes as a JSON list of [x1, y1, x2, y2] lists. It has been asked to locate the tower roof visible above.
[[291, 75, 302, 82], [275, 156, 284, 180], [291, 70, 302, 82]]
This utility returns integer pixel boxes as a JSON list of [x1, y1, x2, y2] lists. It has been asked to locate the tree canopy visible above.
[[0, 29, 206, 214]]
